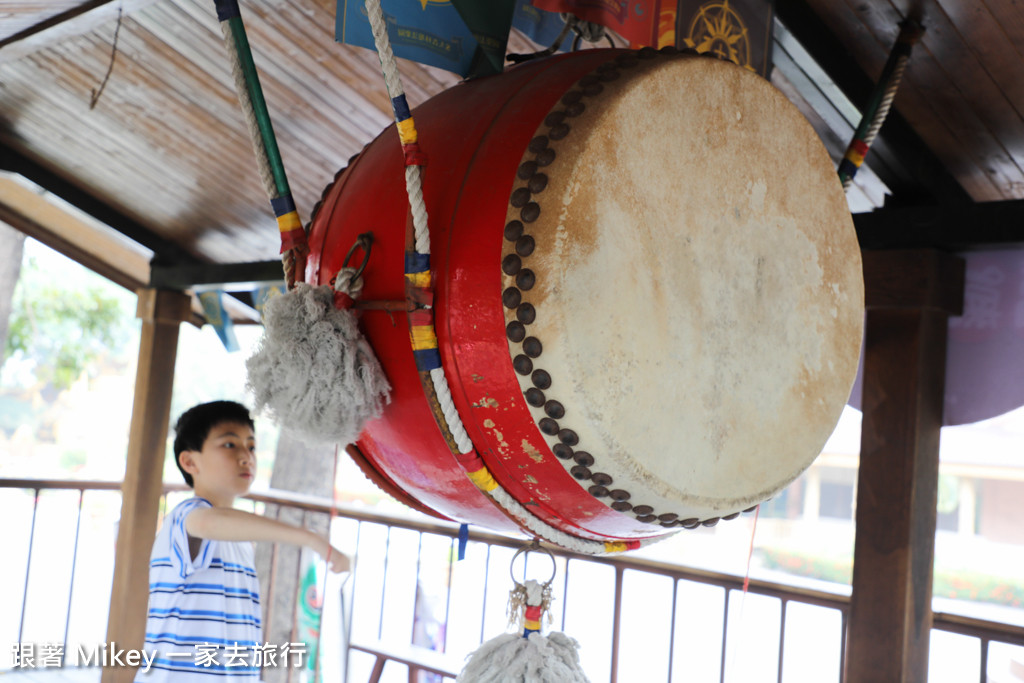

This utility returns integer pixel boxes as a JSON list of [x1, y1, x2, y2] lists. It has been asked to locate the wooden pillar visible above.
[[845, 250, 964, 683], [103, 289, 191, 683]]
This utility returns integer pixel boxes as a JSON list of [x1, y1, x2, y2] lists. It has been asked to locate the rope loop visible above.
[[341, 232, 374, 282], [560, 12, 608, 45]]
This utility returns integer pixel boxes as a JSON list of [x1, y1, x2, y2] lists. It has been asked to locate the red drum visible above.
[[306, 48, 863, 550]]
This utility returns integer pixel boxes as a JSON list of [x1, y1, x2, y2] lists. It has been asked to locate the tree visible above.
[[0, 236, 135, 438], [2, 238, 133, 391]]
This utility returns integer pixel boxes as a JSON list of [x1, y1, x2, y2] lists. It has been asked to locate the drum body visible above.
[[306, 49, 863, 545]]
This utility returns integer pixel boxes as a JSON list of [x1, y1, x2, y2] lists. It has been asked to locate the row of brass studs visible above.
[[502, 48, 753, 529]]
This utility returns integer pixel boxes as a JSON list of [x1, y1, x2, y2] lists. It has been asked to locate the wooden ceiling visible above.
[[0, 0, 1022, 291]]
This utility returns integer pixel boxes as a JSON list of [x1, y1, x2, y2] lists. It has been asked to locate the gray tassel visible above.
[[457, 632, 590, 683], [245, 282, 390, 446]]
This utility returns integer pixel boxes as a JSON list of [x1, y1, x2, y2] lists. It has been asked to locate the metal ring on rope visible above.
[[509, 540, 557, 590]]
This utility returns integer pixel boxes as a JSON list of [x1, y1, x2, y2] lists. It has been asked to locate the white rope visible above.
[[864, 54, 909, 148], [843, 54, 909, 192], [333, 267, 364, 299], [221, 22, 276, 199], [406, 165, 431, 254], [489, 485, 667, 556], [364, 0, 405, 102], [430, 367, 474, 453]]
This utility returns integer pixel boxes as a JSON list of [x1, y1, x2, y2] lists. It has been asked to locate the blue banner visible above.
[[197, 290, 239, 352], [254, 284, 286, 319], [337, 0, 512, 78], [511, 1, 571, 53]]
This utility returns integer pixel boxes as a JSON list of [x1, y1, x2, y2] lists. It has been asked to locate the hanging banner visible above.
[[671, 0, 773, 76], [530, 0, 661, 46], [511, 1, 573, 52], [530, 0, 773, 76], [336, 0, 516, 79], [254, 284, 286, 320], [196, 290, 239, 352], [296, 552, 324, 682]]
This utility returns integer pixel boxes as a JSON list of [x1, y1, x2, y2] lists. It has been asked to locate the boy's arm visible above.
[[186, 507, 350, 573]]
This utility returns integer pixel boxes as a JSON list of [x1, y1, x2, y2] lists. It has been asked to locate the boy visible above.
[[137, 400, 348, 680]]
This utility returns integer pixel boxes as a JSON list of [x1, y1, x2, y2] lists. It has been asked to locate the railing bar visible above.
[[263, 503, 282, 645], [17, 487, 40, 646], [412, 531, 424, 646], [379, 526, 393, 641], [777, 599, 788, 683], [560, 558, 570, 633], [369, 654, 386, 683], [932, 615, 1024, 647], [343, 520, 364, 683], [979, 637, 988, 683], [720, 589, 731, 683], [667, 578, 679, 683], [610, 566, 624, 683], [290, 511, 310, 683], [479, 544, 491, 645], [265, 540, 280, 645], [61, 488, 85, 661], [839, 608, 848, 683], [14, 477, 1024, 683], [441, 536, 455, 654], [0, 479, 859, 612]]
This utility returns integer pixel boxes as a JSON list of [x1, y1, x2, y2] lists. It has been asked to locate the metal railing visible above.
[[3, 478, 1024, 683]]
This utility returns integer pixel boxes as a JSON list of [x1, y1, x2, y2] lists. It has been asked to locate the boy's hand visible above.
[[312, 536, 351, 573], [325, 547, 351, 574]]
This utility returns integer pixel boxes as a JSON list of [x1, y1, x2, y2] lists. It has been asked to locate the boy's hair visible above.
[[173, 401, 255, 487]]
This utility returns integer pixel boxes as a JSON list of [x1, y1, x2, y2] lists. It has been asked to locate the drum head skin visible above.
[[498, 52, 863, 525]]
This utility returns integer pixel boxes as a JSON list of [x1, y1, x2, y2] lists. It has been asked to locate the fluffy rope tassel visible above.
[[458, 579, 590, 683], [457, 632, 589, 683], [245, 283, 390, 445]]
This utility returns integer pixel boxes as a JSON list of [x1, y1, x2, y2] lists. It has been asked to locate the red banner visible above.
[[533, 0, 774, 76]]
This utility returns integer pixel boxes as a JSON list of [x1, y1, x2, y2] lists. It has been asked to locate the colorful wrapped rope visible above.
[[213, 0, 308, 285]]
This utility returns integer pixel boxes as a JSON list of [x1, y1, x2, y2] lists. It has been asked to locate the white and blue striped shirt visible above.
[[136, 497, 262, 680]]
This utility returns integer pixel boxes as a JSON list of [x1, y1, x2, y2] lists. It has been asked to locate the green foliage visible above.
[[59, 448, 88, 472], [934, 570, 1024, 608], [3, 252, 133, 390], [759, 547, 853, 585]]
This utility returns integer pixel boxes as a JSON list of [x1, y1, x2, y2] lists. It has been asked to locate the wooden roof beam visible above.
[[774, 0, 972, 208], [0, 141, 197, 267], [150, 261, 285, 291], [855, 198, 1024, 251], [0, 0, 162, 64]]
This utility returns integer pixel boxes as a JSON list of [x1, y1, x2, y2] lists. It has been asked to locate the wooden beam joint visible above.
[[863, 249, 965, 314]]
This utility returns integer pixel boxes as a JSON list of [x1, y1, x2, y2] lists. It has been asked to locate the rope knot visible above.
[[333, 267, 364, 309], [403, 142, 428, 167]]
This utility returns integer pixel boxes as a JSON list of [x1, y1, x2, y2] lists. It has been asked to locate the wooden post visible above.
[[845, 250, 964, 683], [103, 289, 191, 683]]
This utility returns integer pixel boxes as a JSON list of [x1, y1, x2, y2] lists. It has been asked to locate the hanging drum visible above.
[[306, 48, 863, 551]]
